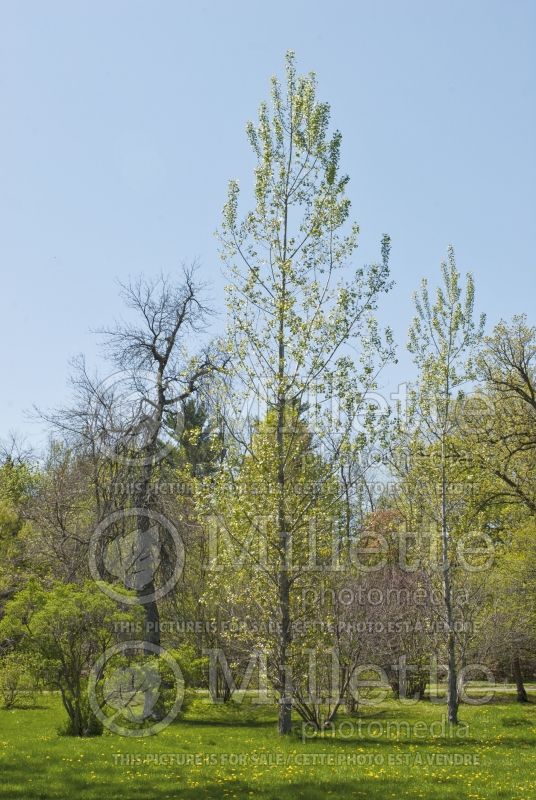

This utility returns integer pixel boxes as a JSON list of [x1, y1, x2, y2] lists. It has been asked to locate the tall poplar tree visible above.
[[407, 247, 485, 724], [219, 52, 393, 734]]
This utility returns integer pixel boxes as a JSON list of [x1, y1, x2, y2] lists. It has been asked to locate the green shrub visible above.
[[166, 644, 209, 688], [0, 652, 37, 709]]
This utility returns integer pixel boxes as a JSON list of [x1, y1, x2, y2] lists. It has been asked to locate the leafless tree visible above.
[[40, 267, 227, 646]]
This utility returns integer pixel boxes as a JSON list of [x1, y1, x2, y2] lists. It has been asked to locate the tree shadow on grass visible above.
[[0, 766, 460, 800], [0, 702, 49, 711], [305, 731, 536, 750], [174, 716, 276, 730]]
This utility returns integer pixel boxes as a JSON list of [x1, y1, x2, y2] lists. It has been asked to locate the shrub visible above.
[[0, 652, 37, 709], [0, 580, 143, 735]]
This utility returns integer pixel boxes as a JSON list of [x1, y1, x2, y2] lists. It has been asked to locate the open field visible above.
[[1, 688, 535, 800]]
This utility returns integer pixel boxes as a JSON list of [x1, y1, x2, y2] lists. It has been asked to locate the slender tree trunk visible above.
[[276, 387, 292, 734], [276, 260, 292, 735], [345, 693, 358, 714], [441, 440, 458, 724], [512, 653, 528, 703], [277, 567, 292, 734]]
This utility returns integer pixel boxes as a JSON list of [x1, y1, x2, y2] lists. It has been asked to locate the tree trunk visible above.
[[276, 254, 292, 735], [277, 561, 292, 734], [133, 509, 161, 648], [345, 693, 358, 714], [441, 441, 458, 724], [446, 630, 458, 723], [278, 698, 292, 735], [512, 653, 528, 703], [132, 445, 161, 649]]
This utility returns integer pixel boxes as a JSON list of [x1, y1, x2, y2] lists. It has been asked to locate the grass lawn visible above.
[[0, 687, 535, 799]]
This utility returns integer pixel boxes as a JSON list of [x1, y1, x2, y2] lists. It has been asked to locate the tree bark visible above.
[[441, 440, 458, 724], [512, 653, 528, 703]]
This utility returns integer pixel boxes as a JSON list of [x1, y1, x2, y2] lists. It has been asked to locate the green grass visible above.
[[0, 688, 535, 799]]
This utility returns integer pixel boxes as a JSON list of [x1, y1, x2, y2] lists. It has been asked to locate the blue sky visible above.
[[1, 0, 535, 445]]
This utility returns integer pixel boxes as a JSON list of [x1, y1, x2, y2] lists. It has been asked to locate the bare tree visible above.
[[41, 267, 226, 647]]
